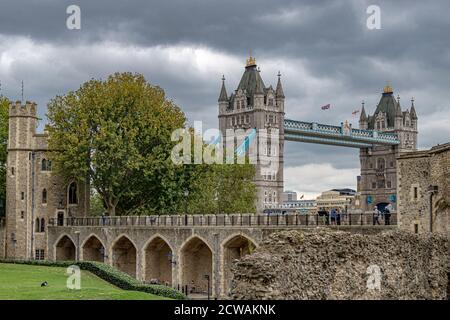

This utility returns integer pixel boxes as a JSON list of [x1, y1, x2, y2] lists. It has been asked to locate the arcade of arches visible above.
[[181, 237, 212, 294], [112, 236, 137, 277], [144, 237, 173, 286], [49, 230, 269, 298], [55, 235, 76, 261], [222, 235, 256, 295], [82, 236, 105, 262]]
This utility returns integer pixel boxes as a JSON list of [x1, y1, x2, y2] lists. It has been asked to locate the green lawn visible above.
[[0, 263, 167, 300]]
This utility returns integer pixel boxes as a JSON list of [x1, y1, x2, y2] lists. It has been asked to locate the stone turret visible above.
[[6, 101, 39, 259], [5, 100, 90, 260], [359, 102, 367, 130], [410, 98, 418, 130]]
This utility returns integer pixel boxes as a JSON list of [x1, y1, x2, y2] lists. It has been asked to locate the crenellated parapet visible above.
[[9, 100, 38, 119]]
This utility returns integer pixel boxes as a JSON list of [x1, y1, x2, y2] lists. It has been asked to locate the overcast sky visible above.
[[1, 0, 449, 198]]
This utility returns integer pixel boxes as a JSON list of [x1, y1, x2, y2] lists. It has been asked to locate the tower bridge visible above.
[[219, 57, 418, 212], [284, 118, 400, 148], [0, 55, 417, 299]]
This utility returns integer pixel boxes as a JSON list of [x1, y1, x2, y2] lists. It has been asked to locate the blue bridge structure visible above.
[[283, 118, 400, 148]]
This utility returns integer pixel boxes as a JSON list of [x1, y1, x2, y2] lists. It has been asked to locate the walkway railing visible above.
[[48, 212, 397, 228], [284, 118, 400, 146]]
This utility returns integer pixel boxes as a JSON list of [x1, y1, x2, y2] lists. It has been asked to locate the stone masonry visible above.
[[230, 229, 449, 300], [46, 221, 393, 298], [358, 86, 418, 212], [397, 142, 450, 235], [4, 101, 89, 260], [218, 56, 285, 212]]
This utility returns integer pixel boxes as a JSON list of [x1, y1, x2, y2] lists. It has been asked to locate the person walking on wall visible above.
[[373, 206, 381, 225], [384, 203, 393, 225], [330, 208, 337, 225]]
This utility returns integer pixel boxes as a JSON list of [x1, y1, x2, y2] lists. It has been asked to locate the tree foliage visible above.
[[48, 72, 256, 216], [47, 72, 186, 216]]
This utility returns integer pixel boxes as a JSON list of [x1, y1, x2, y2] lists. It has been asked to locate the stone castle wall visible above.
[[47, 223, 393, 298], [230, 229, 449, 300], [397, 143, 450, 235], [5, 101, 90, 260]]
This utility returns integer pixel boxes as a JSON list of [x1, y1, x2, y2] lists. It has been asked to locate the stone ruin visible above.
[[230, 229, 449, 300]]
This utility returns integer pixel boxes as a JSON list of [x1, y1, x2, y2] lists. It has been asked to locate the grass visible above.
[[0, 263, 167, 300]]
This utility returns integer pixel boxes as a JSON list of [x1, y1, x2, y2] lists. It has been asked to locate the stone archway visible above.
[[222, 234, 256, 296], [180, 236, 213, 295], [144, 236, 173, 286], [55, 235, 76, 261], [112, 236, 137, 277], [82, 235, 105, 262]]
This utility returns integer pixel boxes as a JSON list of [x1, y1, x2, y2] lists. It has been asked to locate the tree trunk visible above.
[[107, 205, 116, 216]]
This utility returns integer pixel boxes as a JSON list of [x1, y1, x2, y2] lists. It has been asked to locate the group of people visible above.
[[373, 203, 393, 225], [317, 207, 346, 225], [317, 203, 393, 226]]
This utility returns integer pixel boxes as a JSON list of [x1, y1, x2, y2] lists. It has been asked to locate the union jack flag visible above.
[[321, 104, 330, 110], [352, 110, 360, 115]]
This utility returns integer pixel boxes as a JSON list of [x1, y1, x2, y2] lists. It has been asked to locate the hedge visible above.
[[0, 259, 186, 300]]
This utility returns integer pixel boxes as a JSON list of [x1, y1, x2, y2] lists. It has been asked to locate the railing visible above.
[[48, 213, 397, 228], [284, 119, 400, 145]]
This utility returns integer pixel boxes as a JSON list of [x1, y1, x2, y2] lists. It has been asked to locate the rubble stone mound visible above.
[[230, 229, 449, 300]]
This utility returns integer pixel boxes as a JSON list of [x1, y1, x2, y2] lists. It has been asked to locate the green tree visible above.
[[187, 162, 256, 214], [90, 190, 106, 216], [47, 72, 186, 216], [0, 96, 8, 217]]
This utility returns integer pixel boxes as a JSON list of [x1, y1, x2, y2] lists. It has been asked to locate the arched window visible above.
[[35, 218, 40, 233], [377, 158, 385, 170], [68, 182, 78, 205], [40, 218, 45, 233], [42, 189, 47, 204], [42, 159, 52, 171]]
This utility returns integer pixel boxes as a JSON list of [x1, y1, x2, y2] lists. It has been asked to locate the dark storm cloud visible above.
[[0, 0, 449, 196]]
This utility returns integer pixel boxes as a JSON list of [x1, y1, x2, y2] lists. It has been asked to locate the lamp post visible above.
[[184, 189, 189, 225], [74, 231, 80, 261], [167, 252, 176, 265], [204, 274, 210, 300]]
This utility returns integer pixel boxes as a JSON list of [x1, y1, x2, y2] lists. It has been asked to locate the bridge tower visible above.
[[358, 85, 418, 211], [218, 56, 285, 212]]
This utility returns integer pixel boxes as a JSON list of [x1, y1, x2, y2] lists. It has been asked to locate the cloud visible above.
[[0, 0, 449, 195], [284, 163, 359, 199]]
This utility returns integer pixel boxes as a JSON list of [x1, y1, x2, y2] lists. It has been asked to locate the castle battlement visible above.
[[9, 100, 38, 118]]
